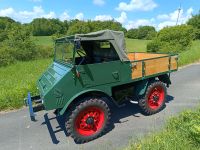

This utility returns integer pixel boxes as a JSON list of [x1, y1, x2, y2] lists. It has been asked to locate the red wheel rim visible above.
[[75, 106, 105, 136], [148, 85, 165, 110]]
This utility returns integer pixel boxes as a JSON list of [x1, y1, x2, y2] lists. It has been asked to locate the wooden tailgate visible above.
[[170, 55, 178, 70]]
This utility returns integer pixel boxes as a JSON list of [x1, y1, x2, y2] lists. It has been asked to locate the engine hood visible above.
[[37, 62, 72, 97]]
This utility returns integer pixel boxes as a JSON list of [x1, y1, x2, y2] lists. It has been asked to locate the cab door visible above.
[[78, 60, 121, 87]]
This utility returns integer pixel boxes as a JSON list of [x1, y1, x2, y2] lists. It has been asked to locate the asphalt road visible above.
[[0, 64, 200, 150]]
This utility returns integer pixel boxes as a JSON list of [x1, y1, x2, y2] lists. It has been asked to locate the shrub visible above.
[[36, 45, 54, 58], [147, 25, 195, 53], [8, 40, 38, 61], [147, 39, 162, 52], [0, 46, 15, 67]]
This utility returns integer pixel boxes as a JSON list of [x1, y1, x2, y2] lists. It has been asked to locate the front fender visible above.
[[59, 88, 111, 115]]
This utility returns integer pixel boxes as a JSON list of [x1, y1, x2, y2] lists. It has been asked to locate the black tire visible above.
[[66, 97, 110, 143], [138, 81, 167, 115]]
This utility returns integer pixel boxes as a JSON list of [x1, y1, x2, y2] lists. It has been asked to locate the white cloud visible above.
[[95, 15, 113, 21], [125, 18, 155, 30], [0, 7, 15, 16], [75, 12, 84, 20], [115, 12, 127, 24], [0, 6, 56, 23], [93, 0, 105, 6], [157, 7, 194, 30], [94, 12, 127, 23], [43, 11, 56, 19], [117, 0, 157, 11], [59, 11, 70, 21]]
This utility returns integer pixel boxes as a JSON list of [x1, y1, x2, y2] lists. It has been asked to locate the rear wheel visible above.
[[66, 97, 110, 143], [138, 81, 167, 115]]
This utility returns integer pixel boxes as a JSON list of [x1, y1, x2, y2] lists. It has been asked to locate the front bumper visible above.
[[25, 92, 44, 121]]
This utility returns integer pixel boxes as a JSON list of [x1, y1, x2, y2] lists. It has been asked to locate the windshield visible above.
[[54, 41, 74, 64]]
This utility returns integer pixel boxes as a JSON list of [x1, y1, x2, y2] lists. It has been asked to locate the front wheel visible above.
[[66, 98, 110, 143], [138, 81, 167, 115]]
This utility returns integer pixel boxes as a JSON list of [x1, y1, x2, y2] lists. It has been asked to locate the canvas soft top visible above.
[[56, 30, 129, 61]]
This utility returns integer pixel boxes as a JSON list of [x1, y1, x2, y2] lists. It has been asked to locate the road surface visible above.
[[0, 64, 200, 150]]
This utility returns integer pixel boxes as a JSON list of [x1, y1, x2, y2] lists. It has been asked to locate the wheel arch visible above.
[[59, 89, 112, 115], [134, 77, 155, 97], [158, 74, 171, 87]]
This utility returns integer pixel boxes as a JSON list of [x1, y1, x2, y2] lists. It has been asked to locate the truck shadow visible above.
[[41, 95, 174, 144]]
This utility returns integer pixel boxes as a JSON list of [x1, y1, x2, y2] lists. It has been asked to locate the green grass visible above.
[[0, 59, 51, 110], [179, 40, 200, 66], [126, 39, 151, 52], [31, 36, 53, 46], [126, 108, 200, 150]]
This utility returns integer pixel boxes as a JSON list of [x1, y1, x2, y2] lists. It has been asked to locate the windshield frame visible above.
[[54, 39, 76, 67]]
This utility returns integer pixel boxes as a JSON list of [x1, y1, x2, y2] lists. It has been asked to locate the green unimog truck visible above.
[[26, 30, 178, 143]]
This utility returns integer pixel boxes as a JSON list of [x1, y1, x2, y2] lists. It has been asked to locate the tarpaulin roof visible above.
[[56, 30, 129, 61]]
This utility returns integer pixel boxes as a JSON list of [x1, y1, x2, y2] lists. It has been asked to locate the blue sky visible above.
[[0, 0, 199, 30]]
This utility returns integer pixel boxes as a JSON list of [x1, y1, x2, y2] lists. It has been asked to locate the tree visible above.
[[67, 21, 91, 35], [0, 17, 16, 30], [137, 26, 156, 39], [31, 18, 66, 36], [126, 26, 156, 39], [187, 13, 200, 39], [187, 13, 200, 29], [126, 29, 139, 39]]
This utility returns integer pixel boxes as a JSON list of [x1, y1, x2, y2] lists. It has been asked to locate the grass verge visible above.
[[125, 107, 200, 150], [0, 59, 51, 110], [179, 40, 200, 66]]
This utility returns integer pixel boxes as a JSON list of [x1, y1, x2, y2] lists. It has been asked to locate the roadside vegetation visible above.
[[126, 107, 200, 150], [0, 59, 51, 110], [179, 40, 200, 66], [0, 17, 53, 67]]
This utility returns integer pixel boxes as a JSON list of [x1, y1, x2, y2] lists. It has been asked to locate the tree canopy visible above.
[[187, 13, 200, 39], [126, 26, 157, 40]]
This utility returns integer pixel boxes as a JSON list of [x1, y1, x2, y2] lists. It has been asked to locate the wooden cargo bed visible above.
[[128, 52, 178, 80]]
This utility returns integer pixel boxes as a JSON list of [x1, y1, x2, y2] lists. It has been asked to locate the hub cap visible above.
[[75, 106, 105, 136], [148, 85, 165, 110]]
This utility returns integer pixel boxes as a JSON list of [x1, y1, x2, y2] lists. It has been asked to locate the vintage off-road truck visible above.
[[26, 30, 178, 143]]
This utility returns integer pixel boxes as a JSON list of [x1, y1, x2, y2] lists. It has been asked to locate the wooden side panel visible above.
[[145, 57, 169, 76], [131, 61, 143, 79], [171, 56, 178, 70]]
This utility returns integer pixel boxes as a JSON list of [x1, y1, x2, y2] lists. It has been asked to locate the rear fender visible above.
[[134, 79, 149, 98], [158, 74, 171, 87], [59, 89, 111, 115]]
